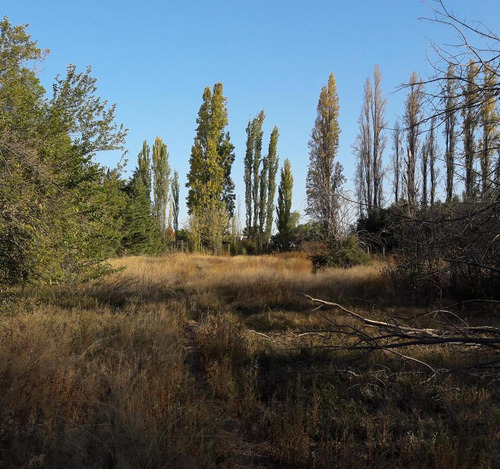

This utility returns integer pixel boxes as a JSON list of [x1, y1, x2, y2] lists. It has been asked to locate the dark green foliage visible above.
[[275, 159, 294, 251], [152, 136, 170, 232], [244, 111, 280, 250], [265, 126, 280, 242], [186, 83, 235, 253], [0, 18, 127, 285], [244, 110, 265, 242], [310, 234, 371, 271], [357, 207, 395, 253], [172, 170, 180, 235], [122, 168, 160, 255]]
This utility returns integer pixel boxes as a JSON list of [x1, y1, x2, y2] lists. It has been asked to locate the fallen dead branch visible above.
[[297, 293, 500, 372]]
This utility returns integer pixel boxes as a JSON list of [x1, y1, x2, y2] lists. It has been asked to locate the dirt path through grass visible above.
[[183, 320, 275, 468]]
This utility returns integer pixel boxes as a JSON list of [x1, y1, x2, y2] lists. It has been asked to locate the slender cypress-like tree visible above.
[[244, 110, 266, 240], [152, 136, 170, 232], [244, 118, 255, 234], [306, 73, 344, 238], [427, 118, 439, 206], [276, 158, 293, 250], [265, 126, 279, 243], [462, 60, 480, 199], [258, 148, 268, 244], [252, 112, 265, 237], [391, 120, 404, 204], [479, 68, 499, 197], [403, 71, 424, 210], [244, 111, 280, 248], [354, 65, 386, 215], [137, 140, 151, 196], [172, 170, 179, 236], [444, 63, 459, 202]]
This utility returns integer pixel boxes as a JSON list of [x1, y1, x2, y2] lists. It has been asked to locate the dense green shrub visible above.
[[310, 234, 371, 271]]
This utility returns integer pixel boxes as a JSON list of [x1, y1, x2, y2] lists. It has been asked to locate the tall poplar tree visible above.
[[276, 158, 293, 250], [427, 118, 439, 206], [172, 170, 180, 235], [244, 118, 255, 234], [186, 83, 234, 253], [421, 133, 429, 207], [354, 77, 372, 216], [122, 144, 158, 254], [444, 63, 459, 202], [135, 140, 150, 198], [244, 112, 264, 236], [152, 136, 170, 232], [403, 71, 424, 209], [265, 126, 280, 243], [371, 65, 386, 208], [462, 60, 480, 199], [258, 148, 268, 243], [354, 65, 386, 215], [306, 73, 344, 238], [251, 111, 265, 237], [479, 68, 499, 197], [244, 112, 279, 247], [391, 120, 404, 204]]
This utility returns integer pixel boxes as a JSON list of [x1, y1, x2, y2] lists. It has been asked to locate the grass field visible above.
[[1, 254, 499, 468]]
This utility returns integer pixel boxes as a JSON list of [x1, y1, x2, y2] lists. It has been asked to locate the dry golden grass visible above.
[[105, 253, 387, 317], [1, 253, 499, 468], [0, 298, 237, 468]]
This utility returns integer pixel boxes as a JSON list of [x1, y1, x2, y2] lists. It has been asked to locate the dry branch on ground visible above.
[[298, 293, 500, 373]]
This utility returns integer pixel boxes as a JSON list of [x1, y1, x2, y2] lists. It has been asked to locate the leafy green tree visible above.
[[0, 18, 127, 284], [265, 126, 279, 243], [306, 73, 345, 238], [122, 143, 164, 255], [275, 159, 293, 250], [244, 110, 265, 239], [137, 140, 152, 194], [479, 68, 499, 197], [462, 60, 480, 199], [172, 170, 180, 236], [244, 112, 279, 249], [152, 136, 170, 233], [186, 83, 234, 253]]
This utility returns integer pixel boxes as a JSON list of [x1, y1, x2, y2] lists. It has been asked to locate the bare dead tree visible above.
[[419, 1, 500, 194], [391, 120, 404, 204], [354, 66, 387, 217], [403, 72, 424, 210]]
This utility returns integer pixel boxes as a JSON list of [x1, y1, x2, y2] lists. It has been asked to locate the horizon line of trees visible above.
[[1, 2, 499, 287]]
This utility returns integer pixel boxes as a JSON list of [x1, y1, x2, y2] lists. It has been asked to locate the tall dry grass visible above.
[[103, 253, 386, 315], [1, 253, 498, 468], [0, 298, 236, 468]]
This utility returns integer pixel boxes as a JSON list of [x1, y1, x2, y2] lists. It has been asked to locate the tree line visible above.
[[1, 4, 498, 295]]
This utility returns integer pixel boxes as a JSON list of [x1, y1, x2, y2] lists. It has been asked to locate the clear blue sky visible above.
[[3, 0, 500, 227]]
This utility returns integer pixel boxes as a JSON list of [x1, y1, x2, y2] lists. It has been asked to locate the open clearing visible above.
[[1, 254, 499, 468]]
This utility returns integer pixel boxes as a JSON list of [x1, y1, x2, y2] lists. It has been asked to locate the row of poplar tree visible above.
[[126, 83, 296, 256], [2, 16, 499, 285]]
